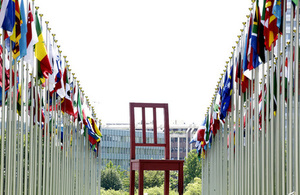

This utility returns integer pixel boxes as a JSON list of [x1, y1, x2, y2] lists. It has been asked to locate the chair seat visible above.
[[131, 159, 184, 171]]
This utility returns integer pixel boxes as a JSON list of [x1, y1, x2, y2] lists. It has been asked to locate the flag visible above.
[[243, 31, 249, 72], [251, 0, 261, 69], [27, 83, 45, 124], [89, 117, 102, 138], [220, 65, 233, 120], [17, 82, 21, 116], [196, 127, 205, 142], [257, 3, 266, 63], [49, 40, 65, 98], [23, 3, 37, 66], [204, 115, 210, 142], [61, 68, 74, 116], [11, 0, 21, 59], [1, 0, 15, 32], [264, 0, 278, 51], [48, 38, 58, 90], [280, 57, 288, 101], [18, 0, 27, 60], [35, 10, 52, 83], [86, 117, 101, 154], [77, 89, 83, 123], [292, 0, 298, 6], [0, 0, 10, 28], [72, 82, 78, 119], [189, 132, 197, 144], [272, 0, 282, 29], [247, 14, 254, 70]]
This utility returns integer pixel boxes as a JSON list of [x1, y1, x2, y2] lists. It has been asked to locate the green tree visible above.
[[183, 149, 202, 188], [101, 166, 123, 190], [144, 171, 164, 188], [183, 177, 202, 195]]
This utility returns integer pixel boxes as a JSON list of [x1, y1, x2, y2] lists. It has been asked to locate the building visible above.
[[100, 123, 198, 170]]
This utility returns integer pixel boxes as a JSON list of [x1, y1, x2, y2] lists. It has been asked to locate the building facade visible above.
[[100, 123, 198, 170]]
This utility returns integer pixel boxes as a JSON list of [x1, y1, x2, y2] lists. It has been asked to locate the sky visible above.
[[35, 0, 252, 125]]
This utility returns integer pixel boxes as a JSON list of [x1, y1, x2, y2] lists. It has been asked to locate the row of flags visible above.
[[0, 0, 102, 153], [191, 0, 298, 159]]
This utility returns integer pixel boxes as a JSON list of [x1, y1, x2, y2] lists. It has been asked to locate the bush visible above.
[[100, 189, 129, 195], [144, 185, 178, 195], [101, 168, 123, 191], [183, 177, 202, 195]]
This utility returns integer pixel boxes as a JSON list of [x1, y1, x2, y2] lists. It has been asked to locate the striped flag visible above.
[[35, 10, 52, 84], [11, 0, 21, 59], [23, 3, 38, 66], [251, 0, 261, 69]]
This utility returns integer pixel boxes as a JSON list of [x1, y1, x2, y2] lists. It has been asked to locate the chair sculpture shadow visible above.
[[129, 102, 184, 195]]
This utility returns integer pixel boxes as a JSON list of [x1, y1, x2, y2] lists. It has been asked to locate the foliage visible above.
[[144, 185, 178, 195], [100, 188, 129, 195], [183, 177, 202, 195], [143, 171, 164, 188], [104, 161, 129, 191], [101, 167, 123, 191], [183, 149, 202, 188]]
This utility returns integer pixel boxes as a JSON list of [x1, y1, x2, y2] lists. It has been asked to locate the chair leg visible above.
[[178, 166, 184, 195], [164, 170, 169, 195], [129, 169, 135, 195], [138, 169, 144, 195]]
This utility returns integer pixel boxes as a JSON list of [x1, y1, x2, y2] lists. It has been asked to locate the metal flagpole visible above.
[[18, 60, 25, 195], [0, 30, 6, 195], [254, 66, 259, 195], [280, 1, 287, 193], [29, 73, 34, 195], [270, 45, 275, 195], [11, 56, 18, 195], [261, 63, 266, 195], [265, 50, 270, 195], [5, 39, 14, 195], [287, 5, 294, 191], [24, 63, 29, 195], [294, 1, 299, 193]]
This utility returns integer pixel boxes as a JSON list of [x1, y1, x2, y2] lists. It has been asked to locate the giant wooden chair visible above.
[[129, 102, 184, 195]]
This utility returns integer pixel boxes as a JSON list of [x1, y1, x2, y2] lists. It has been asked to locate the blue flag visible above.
[[220, 65, 233, 120], [273, 0, 281, 28], [18, 0, 27, 60], [2, 0, 15, 32]]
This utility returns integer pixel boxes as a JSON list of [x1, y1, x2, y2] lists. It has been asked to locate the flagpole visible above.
[[261, 65, 266, 195], [287, 5, 294, 190], [0, 30, 6, 195], [18, 60, 25, 195], [265, 49, 270, 195], [280, 1, 287, 194], [294, 1, 299, 193], [238, 25, 245, 195], [28, 73, 34, 195], [275, 36, 281, 195], [43, 21, 51, 195], [5, 39, 13, 195]]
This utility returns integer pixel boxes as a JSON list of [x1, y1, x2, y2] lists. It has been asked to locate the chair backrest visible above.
[[129, 102, 170, 160]]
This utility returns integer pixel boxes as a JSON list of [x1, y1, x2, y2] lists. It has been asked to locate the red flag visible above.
[[264, 0, 278, 51]]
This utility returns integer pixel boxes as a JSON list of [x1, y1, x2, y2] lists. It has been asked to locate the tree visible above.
[[101, 163, 123, 190], [183, 149, 202, 188], [143, 171, 164, 188], [183, 177, 202, 195]]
